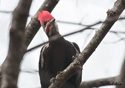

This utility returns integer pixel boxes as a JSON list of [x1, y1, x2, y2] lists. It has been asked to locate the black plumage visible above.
[[38, 11, 82, 88], [39, 35, 82, 88]]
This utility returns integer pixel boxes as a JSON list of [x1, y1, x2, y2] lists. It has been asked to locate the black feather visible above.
[[39, 36, 82, 88]]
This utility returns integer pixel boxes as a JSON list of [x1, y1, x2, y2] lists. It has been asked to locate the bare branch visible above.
[[48, 0, 125, 88], [0, 0, 60, 87], [110, 30, 125, 34], [104, 37, 125, 44], [1, 0, 32, 88], [21, 70, 38, 74], [80, 76, 119, 88], [0, 10, 12, 13], [0, 67, 1, 87], [116, 58, 125, 88], [56, 20, 88, 26]]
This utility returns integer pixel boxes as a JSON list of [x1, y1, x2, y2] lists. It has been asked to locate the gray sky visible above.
[[0, 0, 125, 88]]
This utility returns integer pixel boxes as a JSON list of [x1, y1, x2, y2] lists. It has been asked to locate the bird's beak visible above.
[[44, 19, 55, 34], [49, 19, 55, 25]]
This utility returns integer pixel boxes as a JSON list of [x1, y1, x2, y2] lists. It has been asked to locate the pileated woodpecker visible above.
[[38, 11, 82, 88]]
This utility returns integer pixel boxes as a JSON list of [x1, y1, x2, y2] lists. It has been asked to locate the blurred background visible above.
[[0, 0, 125, 88]]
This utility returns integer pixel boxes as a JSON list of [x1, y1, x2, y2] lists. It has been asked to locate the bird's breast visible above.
[[50, 45, 67, 73]]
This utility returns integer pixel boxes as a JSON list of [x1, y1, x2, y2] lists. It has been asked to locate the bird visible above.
[[38, 11, 82, 88]]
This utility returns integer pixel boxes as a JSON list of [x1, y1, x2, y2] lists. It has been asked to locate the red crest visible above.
[[38, 11, 54, 26]]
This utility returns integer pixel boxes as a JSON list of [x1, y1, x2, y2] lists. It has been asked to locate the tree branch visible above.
[[0, 0, 60, 87], [116, 58, 125, 88], [0, 67, 1, 87], [80, 76, 118, 88], [1, 0, 32, 88], [105, 37, 125, 44], [48, 0, 125, 88]]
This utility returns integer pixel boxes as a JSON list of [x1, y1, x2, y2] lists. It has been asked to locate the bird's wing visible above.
[[39, 43, 49, 69], [71, 42, 80, 53], [39, 43, 50, 88], [70, 42, 80, 60], [71, 42, 82, 87]]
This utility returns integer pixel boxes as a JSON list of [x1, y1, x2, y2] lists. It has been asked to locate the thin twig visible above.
[[104, 37, 125, 44], [80, 76, 119, 88]]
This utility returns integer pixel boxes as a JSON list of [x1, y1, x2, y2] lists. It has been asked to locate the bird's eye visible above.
[[43, 22, 47, 26], [49, 19, 55, 26]]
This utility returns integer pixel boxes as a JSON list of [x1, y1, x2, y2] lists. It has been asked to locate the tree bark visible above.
[[1, 0, 32, 88], [116, 58, 125, 88], [0, 0, 60, 87], [80, 76, 118, 88]]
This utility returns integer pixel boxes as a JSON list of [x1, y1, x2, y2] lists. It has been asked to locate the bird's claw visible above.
[[50, 77, 56, 84], [72, 54, 79, 60], [50, 77, 57, 88]]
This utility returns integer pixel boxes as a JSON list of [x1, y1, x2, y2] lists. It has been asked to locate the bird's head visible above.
[[38, 11, 59, 37]]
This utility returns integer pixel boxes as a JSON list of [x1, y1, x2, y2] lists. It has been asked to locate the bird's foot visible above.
[[50, 77, 56, 84], [72, 53, 79, 60], [73, 60, 83, 70], [50, 77, 57, 88]]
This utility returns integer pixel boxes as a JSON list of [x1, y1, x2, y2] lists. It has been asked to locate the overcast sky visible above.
[[0, 0, 125, 88]]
